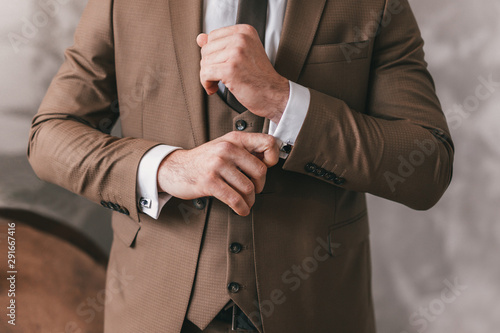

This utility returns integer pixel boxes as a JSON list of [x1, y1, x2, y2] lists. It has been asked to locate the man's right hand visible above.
[[157, 131, 279, 216]]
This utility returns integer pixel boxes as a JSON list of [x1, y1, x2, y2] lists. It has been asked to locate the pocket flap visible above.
[[307, 40, 370, 64], [111, 214, 141, 247], [328, 211, 369, 256]]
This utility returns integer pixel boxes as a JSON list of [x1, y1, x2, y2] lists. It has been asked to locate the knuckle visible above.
[[200, 68, 209, 80], [232, 47, 244, 60], [266, 135, 277, 147], [247, 195, 255, 208], [215, 142, 233, 155], [225, 131, 239, 142], [227, 195, 241, 208], [256, 162, 267, 176], [209, 156, 225, 170], [256, 180, 265, 193], [242, 181, 255, 196], [211, 178, 225, 192], [227, 62, 238, 75], [241, 206, 251, 216], [241, 24, 255, 35], [235, 33, 248, 46], [205, 170, 219, 184]]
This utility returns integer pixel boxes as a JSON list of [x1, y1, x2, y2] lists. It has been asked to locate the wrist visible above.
[[268, 77, 290, 124], [157, 149, 182, 193]]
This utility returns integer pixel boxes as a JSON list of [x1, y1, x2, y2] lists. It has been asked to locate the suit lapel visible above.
[[274, 0, 327, 82], [168, 0, 207, 146]]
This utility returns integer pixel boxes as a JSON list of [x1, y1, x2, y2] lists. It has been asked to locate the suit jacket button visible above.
[[305, 163, 317, 173], [314, 168, 326, 177], [432, 128, 447, 142], [229, 242, 242, 254], [228, 282, 241, 293], [193, 198, 207, 210], [334, 177, 346, 185], [235, 119, 247, 131], [324, 172, 336, 181], [432, 129, 444, 136]]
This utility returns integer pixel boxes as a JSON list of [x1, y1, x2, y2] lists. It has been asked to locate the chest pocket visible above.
[[306, 40, 370, 64]]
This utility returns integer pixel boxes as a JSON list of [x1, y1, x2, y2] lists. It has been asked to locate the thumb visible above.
[[196, 33, 208, 48], [235, 133, 280, 168]]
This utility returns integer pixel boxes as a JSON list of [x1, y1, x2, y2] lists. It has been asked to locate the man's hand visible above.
[[157, 132, 279, 216], [197, 24, 290, 124]]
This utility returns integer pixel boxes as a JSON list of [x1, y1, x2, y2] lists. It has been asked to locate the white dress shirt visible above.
[[137, 0, 311, 219]]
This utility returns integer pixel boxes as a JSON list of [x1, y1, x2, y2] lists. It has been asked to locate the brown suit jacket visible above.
[[28, 0, 454, 332]]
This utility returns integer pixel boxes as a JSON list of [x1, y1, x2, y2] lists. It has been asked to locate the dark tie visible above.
[[221, 0, 268, 113]]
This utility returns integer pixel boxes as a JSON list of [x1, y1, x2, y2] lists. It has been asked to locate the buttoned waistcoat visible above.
[[28, 0, 454, 332]]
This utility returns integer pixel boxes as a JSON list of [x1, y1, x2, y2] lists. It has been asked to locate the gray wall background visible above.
[[1, 0, 498, 332]]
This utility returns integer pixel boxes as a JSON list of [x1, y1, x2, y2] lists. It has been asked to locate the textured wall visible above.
[[0, 0, 113, 252], [369, 2, 500, 332], [0, 0, 498, 331]]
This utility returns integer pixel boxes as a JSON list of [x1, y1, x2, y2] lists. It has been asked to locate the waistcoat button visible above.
[[229, 242, 243, 254], [228, 282, 241, 293], [235, 119, 247, 131]]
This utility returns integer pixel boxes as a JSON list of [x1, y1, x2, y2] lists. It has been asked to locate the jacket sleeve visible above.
[[282, 0, 454, 210], [27, 0, 160, 222]]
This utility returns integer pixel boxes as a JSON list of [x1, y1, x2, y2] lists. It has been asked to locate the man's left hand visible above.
[[197, 24, 289, 124]]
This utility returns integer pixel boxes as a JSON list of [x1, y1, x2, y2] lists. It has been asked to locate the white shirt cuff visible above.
[[268, 81, 311, 159], [137, 145, 182, 219]]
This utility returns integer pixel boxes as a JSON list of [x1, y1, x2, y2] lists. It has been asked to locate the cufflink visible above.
[[280, 140, 293, 154], [139, 197, 152, 209]]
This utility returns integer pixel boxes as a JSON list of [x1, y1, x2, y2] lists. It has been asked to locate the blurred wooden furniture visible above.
[[0, 209, 107, 332]]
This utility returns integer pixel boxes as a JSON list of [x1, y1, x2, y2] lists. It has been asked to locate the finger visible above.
[[226, 147, 267, 194], [227, 132, 280, 168], [253, 152, 265, 160], [198, 33, 220, 95], [207, 24, 257, 43], [201, 35, 233, 59], [210, 178, 251, 216], [218, 165, 256, 208], [201, 47, 239, 69], [199, 75, 219, 95], [199, 48, 232, 94], [199, 60, 222, 95], [200, 62, 233, 89], [199, 67, 219, 95], [205, 81, 219, 95]]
